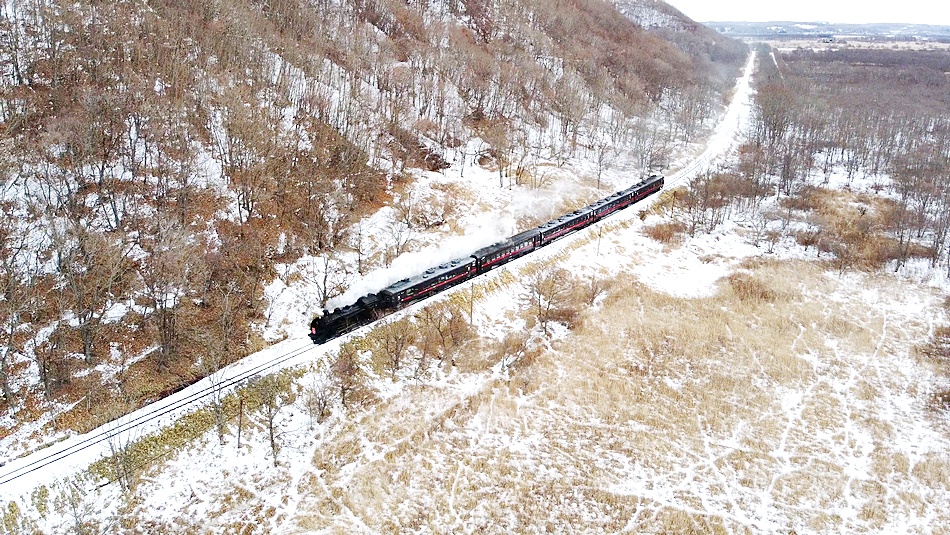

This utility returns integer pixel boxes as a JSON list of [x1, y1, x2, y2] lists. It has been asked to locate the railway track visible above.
[[0, 339, 317, 489]]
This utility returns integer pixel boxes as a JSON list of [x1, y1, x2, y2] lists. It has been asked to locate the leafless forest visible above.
[[661, 44, 950, 410], [673, 45, 950, 276], [0, 0, 744, 442]]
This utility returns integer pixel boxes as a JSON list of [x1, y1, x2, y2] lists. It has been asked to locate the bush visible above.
[[780, 186, 826, 213], [521, 265, 579, 333], [643, 220, 687, 244], [726, 273, 777, 304], [919, 326, 950, 412]]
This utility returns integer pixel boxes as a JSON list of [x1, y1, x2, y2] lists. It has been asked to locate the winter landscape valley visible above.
[[1, 0, 950, 533]]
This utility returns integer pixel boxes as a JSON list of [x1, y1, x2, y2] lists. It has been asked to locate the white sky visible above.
[[663, 0, 950, 26]]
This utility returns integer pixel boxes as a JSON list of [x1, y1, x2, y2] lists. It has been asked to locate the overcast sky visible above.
[[663, 0, 950, 26]]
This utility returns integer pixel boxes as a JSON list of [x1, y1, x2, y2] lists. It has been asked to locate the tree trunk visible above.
[[1, 348, 12, 402]]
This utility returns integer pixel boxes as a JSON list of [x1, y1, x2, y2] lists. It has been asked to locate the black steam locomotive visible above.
[[309, 174, 664, 344]]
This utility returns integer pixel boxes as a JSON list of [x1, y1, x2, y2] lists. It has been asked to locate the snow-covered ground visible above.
[[3, 51, 949, 533], [1, 52, 756, 505]]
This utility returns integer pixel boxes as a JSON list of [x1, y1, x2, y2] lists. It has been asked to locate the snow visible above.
[[0, 335, 321, 496], [616, 1, 685, 30], [4, 49, 950, 533], [667, 52, 756, 188]]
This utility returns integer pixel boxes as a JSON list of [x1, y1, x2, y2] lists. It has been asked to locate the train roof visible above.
[[538, 208, 591, 230], [536, 176, 664, 230], [381, 256, 476, 294], [472, 228, 540, 258]]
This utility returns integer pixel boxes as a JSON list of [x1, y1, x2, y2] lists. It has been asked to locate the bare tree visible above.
[[593, 135, 613, 190], [522, 265, 576, 333], [136, 216, 204, 370], [331, 342, 364, 409], [105, 425, 139, 493], [476, 118, 513, 187], [495, 331, 529, 372], [252, 374, 296, 467], [207, 365, 229, 446], [52, 476, 104, 535], [372, 317, 416, 379], [304, 253, 350, 309], [349, 219, 370, 275], [0, 209, 39, 401], [53, 223, 135, 364], [584, 275, 609, 306], [679, 172, 734, 236], [303, 370, 333, 429], [385, 219, 413, 266]]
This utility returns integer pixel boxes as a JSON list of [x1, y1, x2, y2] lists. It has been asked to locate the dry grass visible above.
[[644, 188, 681, 217], [109, 244, 950, 534], [918, 324, 950, 413], [237, 257, 948, 533], [643, 220, 687, 244], [782, 185, 937, 272], [724, 272, 779, 303]]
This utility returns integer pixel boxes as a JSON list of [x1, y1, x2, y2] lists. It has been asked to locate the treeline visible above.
[[747, 45, 950, 185], [661, 45, 950, 276], [745, 46, 950, 270]]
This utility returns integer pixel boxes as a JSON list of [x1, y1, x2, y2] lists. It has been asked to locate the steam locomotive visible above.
[[309, 174, 664, 344]]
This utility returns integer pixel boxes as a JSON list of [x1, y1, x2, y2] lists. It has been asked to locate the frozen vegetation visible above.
[[1, 48, 948, 534]]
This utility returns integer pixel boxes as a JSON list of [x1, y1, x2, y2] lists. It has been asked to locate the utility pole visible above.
[[237, 397, 244, 450]]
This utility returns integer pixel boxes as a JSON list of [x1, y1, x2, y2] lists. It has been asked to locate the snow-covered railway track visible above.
[[666, 53, 755, 189], [0, 339, 318, 490]]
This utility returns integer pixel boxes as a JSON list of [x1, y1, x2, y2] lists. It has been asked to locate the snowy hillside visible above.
[[0, 0, 747, 476], [2, 49, 948, 533], [615, 0, 687, 30]]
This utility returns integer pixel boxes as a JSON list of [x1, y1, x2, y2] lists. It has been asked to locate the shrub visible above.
[[492, 332, 542, 371], [726, 273, 777, 304], [918, 326, 950, 412], [521, 265, 579, 333], [780, 185, 826, 213], [643, 220, 687, 244]]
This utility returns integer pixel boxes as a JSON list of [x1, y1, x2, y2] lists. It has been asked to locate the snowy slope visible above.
[[0, 51, 753, 518], [0, 51, 755, 504], [3, 51, 949, 533]]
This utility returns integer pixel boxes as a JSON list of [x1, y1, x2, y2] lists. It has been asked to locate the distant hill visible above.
[[707, 21, 950, 41]]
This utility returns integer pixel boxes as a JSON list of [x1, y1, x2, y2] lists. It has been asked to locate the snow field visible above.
[[7, 49, 950, 533], [264, 254, 947, 533], [91, 205, 950, 534]]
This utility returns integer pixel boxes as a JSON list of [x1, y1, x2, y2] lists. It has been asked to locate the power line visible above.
[[0, 340, 317, 487]]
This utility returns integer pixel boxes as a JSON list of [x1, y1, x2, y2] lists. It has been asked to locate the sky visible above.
[[663, 0, 950, 26]]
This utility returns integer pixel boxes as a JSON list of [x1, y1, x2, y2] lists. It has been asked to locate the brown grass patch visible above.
[[644, 187, 681, 217], [912, 453, 950, 490], [918, 325, 950, 413], [118, 254, 948, 532], [782, 185, 936, 271], [725, 272, 778, 304], [780, 185, 827, 212], [643, 220, 687, 244]]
